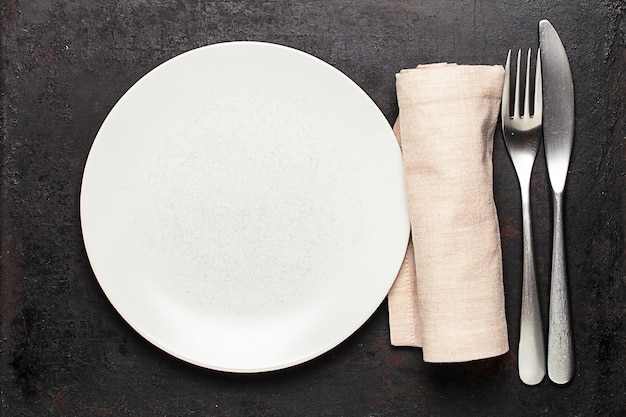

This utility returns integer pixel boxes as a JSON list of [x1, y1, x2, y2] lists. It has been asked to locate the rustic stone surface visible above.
[[1, 1, 624, 416]]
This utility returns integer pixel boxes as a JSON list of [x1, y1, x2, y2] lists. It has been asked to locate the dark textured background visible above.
[[0, 1, 624, 416]]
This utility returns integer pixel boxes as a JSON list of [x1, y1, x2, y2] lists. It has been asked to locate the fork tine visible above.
[[502, 50, 511, 118], [534, 49, 543, 121], [524, 49, 532, 118], [514, 49, 522, 119]]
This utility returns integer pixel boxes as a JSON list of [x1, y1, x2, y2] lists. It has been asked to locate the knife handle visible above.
[[547, 191, 575, 384]]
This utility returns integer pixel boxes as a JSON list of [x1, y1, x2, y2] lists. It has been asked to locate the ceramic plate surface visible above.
[[80, 41, 409, 372]]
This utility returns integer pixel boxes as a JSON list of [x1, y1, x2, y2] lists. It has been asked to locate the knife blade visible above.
[[540, 19, 575, 193], [539, 18, 575, 385]]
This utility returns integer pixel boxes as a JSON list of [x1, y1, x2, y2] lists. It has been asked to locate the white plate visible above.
[[80, 41, 409, 373]]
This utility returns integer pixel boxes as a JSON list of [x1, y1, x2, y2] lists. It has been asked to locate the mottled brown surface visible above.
[[1, 1, 624, 416]]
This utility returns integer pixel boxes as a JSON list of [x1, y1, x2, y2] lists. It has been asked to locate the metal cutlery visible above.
[[501, 48, 546, 386], [539, 19, 576, 385]]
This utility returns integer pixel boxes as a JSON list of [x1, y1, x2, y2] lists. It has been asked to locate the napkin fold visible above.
[[388, 63, 509, 363]]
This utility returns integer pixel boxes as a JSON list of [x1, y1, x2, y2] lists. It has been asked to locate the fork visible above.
[[501, 49, 545, 385]]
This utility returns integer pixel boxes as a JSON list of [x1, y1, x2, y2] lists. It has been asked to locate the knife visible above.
[[539, 19, 575, 385]]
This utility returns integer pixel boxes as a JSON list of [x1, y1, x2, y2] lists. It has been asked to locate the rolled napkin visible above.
[[388, 63, 509, 363]]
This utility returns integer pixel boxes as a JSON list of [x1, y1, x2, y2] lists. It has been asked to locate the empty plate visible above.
[[80, 41, 409, 372]]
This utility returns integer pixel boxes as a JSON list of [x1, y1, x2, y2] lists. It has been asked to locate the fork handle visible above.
[[547, 191, 575, 384], [518, 187, 546, 385]]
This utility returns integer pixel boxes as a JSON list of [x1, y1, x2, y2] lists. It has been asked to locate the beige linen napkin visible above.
[[388, 63, 509, 363]]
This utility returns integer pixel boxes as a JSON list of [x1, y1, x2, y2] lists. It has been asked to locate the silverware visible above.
[[539, 19, 575, 385], [501, 49, 546, 385]]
